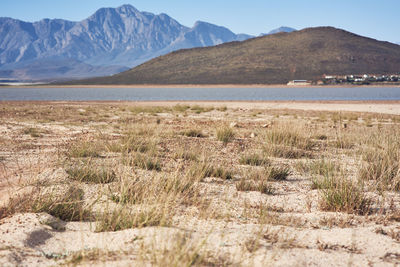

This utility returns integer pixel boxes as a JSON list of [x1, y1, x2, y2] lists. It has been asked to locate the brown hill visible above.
[[77, 27, 400, 85]]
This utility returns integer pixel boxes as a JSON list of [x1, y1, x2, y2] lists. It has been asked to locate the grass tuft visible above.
[[96, 206, 169, 232], [1, 185, 92, 221], [239, 153, 270, 166], [66, 165, 116, 184], [318, 175, 370, 215], [124, 153, 162, 171], [182, 129, 205, 138], [216, 126, 235, 144]]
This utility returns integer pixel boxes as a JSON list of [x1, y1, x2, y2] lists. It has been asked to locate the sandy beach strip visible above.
[[2, 100, 400, 115]]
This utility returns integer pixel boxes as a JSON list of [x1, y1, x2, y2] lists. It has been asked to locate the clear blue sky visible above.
[[1, 0, 398, 43]]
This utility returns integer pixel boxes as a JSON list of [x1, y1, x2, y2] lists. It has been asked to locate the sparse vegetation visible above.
[[239, 153, 270, 166], [68, 141, 103, 158], [124, 152, 162, 171], [318, 175, 371, 215], [66, 164, 116, 184], [216, 125, 235, 144], [182, 129, 205, 138], [1, 103, 400, 266], [22, 127, 43, 138]]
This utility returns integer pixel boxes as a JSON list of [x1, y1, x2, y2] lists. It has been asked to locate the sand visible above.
[[0, 101, 400, 266]]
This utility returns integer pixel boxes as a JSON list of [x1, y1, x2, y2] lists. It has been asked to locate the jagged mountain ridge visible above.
[[0, 4, 256, 80]]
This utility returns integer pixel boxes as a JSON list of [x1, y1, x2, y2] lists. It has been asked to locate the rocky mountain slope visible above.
[[79, 27, 400, 85], [0, 5, 255, 80]]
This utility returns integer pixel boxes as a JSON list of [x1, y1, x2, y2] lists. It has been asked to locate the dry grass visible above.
[[66, 164, 116, 184], [239, 153, 270, 166], [2, 103, 400, 266], [359, 131, 400, 191], [1, 185, 92, 221], [318, 175, 371, 215], [216, 125, 235, 144]]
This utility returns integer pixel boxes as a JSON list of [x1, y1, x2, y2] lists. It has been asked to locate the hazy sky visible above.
[[1, 0, 399, 43]]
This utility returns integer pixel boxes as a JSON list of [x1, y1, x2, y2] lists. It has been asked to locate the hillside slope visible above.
[[80, 27, 400, 85]]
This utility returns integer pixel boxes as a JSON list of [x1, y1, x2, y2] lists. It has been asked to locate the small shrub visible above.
[[66, 165, 116, 184], [216, 126, 235, 144]]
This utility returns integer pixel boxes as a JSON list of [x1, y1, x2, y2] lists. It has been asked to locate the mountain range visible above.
[[79, 27, 400, 85], [0, 4, 291, 81]]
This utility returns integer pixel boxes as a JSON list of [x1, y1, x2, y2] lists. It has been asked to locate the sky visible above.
[[0, 0, 398, 43]]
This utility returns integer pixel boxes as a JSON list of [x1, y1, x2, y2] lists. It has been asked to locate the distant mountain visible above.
[[260, 26, 296, 36], [0, 4, 253, 80], [79, 27, 400, 85], [0, 58, 128, 81]]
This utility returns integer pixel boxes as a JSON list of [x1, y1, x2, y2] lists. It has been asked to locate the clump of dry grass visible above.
[[141, 233, 208, 266], [212, 166, 234, 180], [181, 129, 205, 138], [68, 141, 103, 158], [22, 127, 44, 138], [1, 185, 92, 221], [190, 105, 214, 114], [216, 125, 235, 144], [265, 145, 313, 159], [236, 178, 275, 195], [129, 106, 170, 115], [174, 148, 199, 161], [123, 152, 162, 171], [239, 153, 270, 166], [264, 124, 314, 150], [235, 168, 280, 194], [359, 132, 400, 191], [296, 158, 341, 177], [96, 206, 169, 232], [66, 164, 116, 184], [115, 133, 158, 154], [318, 175, 370, 215], [266, 165, 291, 181]]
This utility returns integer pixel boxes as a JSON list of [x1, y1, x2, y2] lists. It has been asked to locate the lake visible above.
[[1, 87, 400, 101]]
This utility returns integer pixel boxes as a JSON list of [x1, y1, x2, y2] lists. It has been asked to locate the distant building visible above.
[[287, 80, 311, 86]]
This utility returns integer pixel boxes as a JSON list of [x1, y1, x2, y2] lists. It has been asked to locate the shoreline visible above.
[[2, 100, 400, 115], [1, 83, 400, 88]]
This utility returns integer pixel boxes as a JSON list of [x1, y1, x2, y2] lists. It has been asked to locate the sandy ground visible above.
[[0, 101, 400, 266], [116, 101, 400, 115]]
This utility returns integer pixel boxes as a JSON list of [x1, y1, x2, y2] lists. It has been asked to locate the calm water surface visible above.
[[1, 87, 400, 101]]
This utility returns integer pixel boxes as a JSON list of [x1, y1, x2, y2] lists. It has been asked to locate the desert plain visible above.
[[0, 101, 400, 266]]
